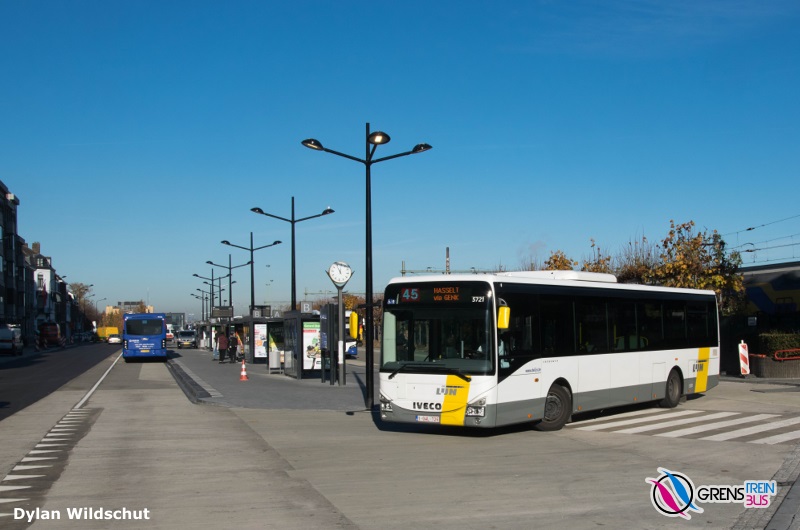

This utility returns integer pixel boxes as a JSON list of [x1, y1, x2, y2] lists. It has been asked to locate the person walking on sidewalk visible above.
[[216, 331, 228, 364], [228, 332, 238, 363]]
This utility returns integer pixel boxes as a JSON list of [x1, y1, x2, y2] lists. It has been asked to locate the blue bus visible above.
[[123, 313, 168, 361]]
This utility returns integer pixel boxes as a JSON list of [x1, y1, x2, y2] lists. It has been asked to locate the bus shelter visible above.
[[249, 317, 286, 371], [282, 311, 321, 379]]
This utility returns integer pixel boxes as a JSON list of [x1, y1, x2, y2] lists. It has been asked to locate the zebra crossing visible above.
[[566, 406, 800, 445]]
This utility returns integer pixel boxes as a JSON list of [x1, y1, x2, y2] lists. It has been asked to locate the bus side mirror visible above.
[[497, 306, 510, 329], [349, 311, 359, 339]]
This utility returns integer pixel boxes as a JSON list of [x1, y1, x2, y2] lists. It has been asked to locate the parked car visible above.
[[0, 325, 23, 355], [107, 334, 122, 344], [176, 330, 197, 349]]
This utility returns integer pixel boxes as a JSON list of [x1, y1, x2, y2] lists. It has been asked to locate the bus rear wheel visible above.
[[659, 369, 682, 408], [534, 384, 571, 431]]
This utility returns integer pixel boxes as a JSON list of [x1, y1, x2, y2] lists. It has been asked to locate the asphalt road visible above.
[[0, 343, 118, 421]]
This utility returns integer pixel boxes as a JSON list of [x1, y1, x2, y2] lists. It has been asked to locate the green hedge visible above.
[[759, 332, 800, 358]]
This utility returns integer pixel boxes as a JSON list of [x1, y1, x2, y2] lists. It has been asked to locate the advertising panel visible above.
[[254, 323, 267, 358], [303, 321, 321, 370]]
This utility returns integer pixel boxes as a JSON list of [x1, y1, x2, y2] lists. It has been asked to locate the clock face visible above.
[[328, 261, 352, 285]]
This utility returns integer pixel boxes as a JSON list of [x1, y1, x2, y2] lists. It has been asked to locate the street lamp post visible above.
[[191, 293, 207, 320], [195, 285, 218, 350], [251, 197, 334, 311], [94, 297, 107, 325], [222, 234, 282, 361], [302, 123, 431, 410], [203, 281, 227, 308], [206, 255, 252, 315], [196, 287, 214, 312], [193, 270, 217, 314]]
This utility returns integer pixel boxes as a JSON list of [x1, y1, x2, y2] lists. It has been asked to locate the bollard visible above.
[[738, 340, 750, 377]]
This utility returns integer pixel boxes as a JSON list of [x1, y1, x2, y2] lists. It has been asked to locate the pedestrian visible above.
[[216, 331, 228, 364], [228, 332, 238, 363]]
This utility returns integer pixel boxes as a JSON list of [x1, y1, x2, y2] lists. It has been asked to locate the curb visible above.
[[166, 359, 211, 403]]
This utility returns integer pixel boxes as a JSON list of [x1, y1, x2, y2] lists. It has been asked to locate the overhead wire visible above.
[[723, 213, 800, 237], [724, 215, 799, 265]]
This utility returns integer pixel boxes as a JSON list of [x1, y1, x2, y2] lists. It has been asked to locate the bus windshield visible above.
[[382, 281, 494, 375], [125, 319, 164, 336]]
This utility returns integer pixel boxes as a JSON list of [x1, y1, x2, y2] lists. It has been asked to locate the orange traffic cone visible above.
[[239, 359, 249, 381]]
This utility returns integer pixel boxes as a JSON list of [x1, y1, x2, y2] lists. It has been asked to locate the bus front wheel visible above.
[[534, 384, 572, 431], [659, 369, 682, 408]]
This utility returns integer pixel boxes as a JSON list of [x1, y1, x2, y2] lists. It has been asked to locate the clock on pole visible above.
[[327, 261, 352, 287], [326, 261, 353, 386]]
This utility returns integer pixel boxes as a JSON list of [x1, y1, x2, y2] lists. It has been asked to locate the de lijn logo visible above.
[[646, 467, 777, 520]]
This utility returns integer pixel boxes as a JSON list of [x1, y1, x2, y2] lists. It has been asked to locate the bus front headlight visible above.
[[465, 397, 486, 417], [379, 394, 393, 412]]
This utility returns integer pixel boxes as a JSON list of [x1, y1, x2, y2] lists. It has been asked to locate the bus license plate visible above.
[[141, 349, 150, 353], [416, 415, 440, 423]]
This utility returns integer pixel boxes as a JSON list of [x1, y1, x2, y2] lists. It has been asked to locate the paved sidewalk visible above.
[[167, 347, 373, 411], [167, 351, 800, 530]]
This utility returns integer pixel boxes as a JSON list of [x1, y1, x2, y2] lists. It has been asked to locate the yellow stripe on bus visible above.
[[696, 347, 710, 393], [440, 375, 471, 426]]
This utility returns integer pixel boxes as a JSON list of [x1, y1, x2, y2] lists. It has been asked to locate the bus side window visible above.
[[540, 296, 573, 356], [575, 298, 608, 354], [609, 300, 639, 352]]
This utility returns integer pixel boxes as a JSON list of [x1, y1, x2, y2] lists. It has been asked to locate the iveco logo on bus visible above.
[[436, 386, 461, 396], [413, 402, 442, 411]]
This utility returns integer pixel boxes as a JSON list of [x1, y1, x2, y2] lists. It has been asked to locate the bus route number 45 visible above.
[[402, 288, 420, 302]]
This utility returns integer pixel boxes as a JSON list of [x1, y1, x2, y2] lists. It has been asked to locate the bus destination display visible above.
[[386, 283, 488, 305]]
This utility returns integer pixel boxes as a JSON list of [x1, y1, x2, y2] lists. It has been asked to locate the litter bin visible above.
[[268, 349, 283, 374]]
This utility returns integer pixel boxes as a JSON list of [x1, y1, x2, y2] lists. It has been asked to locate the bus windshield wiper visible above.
[[388, 363, 428, 379], [388, 363, 472, 382]]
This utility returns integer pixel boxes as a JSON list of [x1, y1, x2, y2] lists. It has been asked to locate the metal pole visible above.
[[291, 196, 297, 311], [338, 286, 346, 386], [209, 269, 215, 314], [228, 254, 233, 313], [249, 232, 255, 362], [365, 122, 374, 410]]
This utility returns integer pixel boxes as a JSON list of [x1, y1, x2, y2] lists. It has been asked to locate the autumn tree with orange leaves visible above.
[[649, 220, 744, 314], [544, 250, 577, 271], [524, 220, 744, 315]]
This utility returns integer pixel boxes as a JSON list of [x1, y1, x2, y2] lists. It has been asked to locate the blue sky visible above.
[[2, 1, 799, 317]]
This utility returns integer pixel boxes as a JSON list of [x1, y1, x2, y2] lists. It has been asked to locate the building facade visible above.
[[0, 181, 25, 326]]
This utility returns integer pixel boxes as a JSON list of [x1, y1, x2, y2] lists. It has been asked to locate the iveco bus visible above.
[[379, 271, 719, 431]]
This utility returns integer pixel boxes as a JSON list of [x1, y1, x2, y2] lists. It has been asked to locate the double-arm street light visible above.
[[205, 280, 228, 307], [83, 291, 94, 313], [302, 123, 431, 410], [195, 284, 222, 350], [191, 293, 208, 320], [206, 255, 252, 314], [94, 297, 107, 323], [221, 234, 282, 360], [195, 285, 217, 310], [193, 271, 224, 314], [251, 197, 334, 311]]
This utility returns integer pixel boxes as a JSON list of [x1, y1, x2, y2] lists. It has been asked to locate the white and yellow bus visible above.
[[379, 271, 719, 431]]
